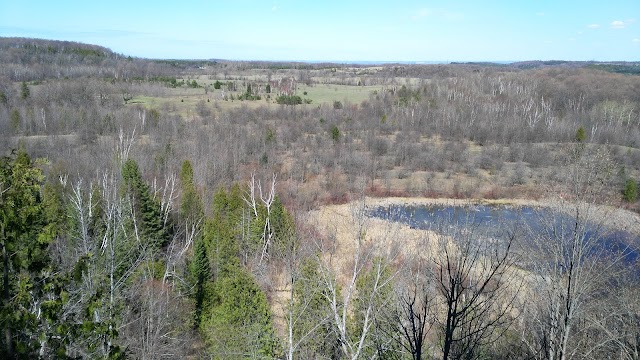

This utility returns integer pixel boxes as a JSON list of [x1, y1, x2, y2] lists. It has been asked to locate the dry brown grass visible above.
[[269, 194, 640, 342]]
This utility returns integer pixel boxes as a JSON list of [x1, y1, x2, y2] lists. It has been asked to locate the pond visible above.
[[367, 204, 639, 266]]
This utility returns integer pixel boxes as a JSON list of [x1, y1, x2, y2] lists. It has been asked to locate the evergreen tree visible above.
[[623, 178, 638, 202], [351, 257, 398, 359], [20, 82, 29, 100], [10, 109, 21, 133], [205, 186, 240, 279], [199, 184, 281, 357], [269, 195, 296, 257], [331, 125, 341, 143], [179, 160, 204, 231], [575, 126, 586, 143], [180, 160, 209, 328], [202, 265, 281, 358], [0, 149, 64, 357], [122, 159, 169, 249], [63, 178, 129, 359], [189, 234, 210, 327], [41, 181, 68, 242], [290, 258, 340, 358]]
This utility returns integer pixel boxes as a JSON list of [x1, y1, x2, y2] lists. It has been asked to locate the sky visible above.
[[1, 0, 638, 62]]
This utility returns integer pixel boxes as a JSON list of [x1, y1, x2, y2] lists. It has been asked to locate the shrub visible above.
[[576, 126, 586, 142], [276, 95, 302, 105], [622, 178, 638, 202], [21, 81, 30, 99], [330, 125, 341, 143]]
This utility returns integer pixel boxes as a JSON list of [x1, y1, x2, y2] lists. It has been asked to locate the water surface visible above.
[[368, 204, 639, 265]]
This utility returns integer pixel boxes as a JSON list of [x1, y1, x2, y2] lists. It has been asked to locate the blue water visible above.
[[368, 204, 639, 266]]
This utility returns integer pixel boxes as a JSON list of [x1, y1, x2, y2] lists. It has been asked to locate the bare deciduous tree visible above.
[[432, 220, 520, 360], [521, 146, 632, 360], [244, 172, 277, 264], [313, 197, 400, 360], [388, 265, 436, 360]]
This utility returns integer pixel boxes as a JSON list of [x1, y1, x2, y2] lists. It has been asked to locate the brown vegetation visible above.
[[1, 37, 640, 359]]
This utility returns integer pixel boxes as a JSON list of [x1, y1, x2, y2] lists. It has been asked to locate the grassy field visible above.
[[296, 83, 383, 105], [127, 82, 383, 119]]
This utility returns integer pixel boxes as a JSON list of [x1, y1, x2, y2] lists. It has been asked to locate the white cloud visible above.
[[611, 20, 626, 29], [633, 38, 640, 43], [587, 24, 600, 29], [536, 12, 545, 16]]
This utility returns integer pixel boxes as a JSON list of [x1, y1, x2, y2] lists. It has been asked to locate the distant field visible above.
[[296, 84, 383, 105], [127, 83, 383, 118]]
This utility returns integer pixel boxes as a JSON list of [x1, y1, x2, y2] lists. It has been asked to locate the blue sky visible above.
[[1, 0, 638, 61]]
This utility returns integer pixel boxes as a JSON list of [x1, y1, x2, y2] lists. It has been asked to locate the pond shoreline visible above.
[[360, 196, 640, 236]]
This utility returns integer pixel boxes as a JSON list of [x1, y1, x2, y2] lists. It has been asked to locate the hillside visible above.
[[1, 37, 639, 359]]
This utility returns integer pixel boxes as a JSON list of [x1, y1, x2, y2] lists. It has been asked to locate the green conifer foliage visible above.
[[20, 82, 30, 100], [290, 258, 340, 358], [189, 234, 210, 326], [0, 150, 65, 357], [623, 178, 638, 202], [122, 159, 169, 249], [202, 265, 281, 358], [351, 257, 398, 358], [198, 185, 281, 357]]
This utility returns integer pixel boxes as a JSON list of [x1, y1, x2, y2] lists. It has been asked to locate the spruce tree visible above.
[[202, 265, 281, 358], [122, 159, 169, 249], [290, 258, 340, 358], [179, 160, 203, 228], [190, 234, 210, 327], [0, 149, 65, 357], [623, 178, 638, 202], [20, 82, 30, 100]]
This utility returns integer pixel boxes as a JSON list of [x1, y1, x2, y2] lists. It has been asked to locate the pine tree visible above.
[[10, 109, 21, 133], [122, 159, 169, 249], [206, 187, 239, 279], [0, 149, 64, 357], [179, 160, 203, 237], [575, 126, 586, 143], [199, 185, 281, 357], [20, 82, 30, 100], [202, 265, 281, 358], [290, 258, 340, 358], [270, 195, 296, 257], [189, 234, 210, 327], [623, 178, 638, 202]]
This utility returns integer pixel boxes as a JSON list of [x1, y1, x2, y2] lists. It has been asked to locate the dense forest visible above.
[[1, 38, 639, 359]]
